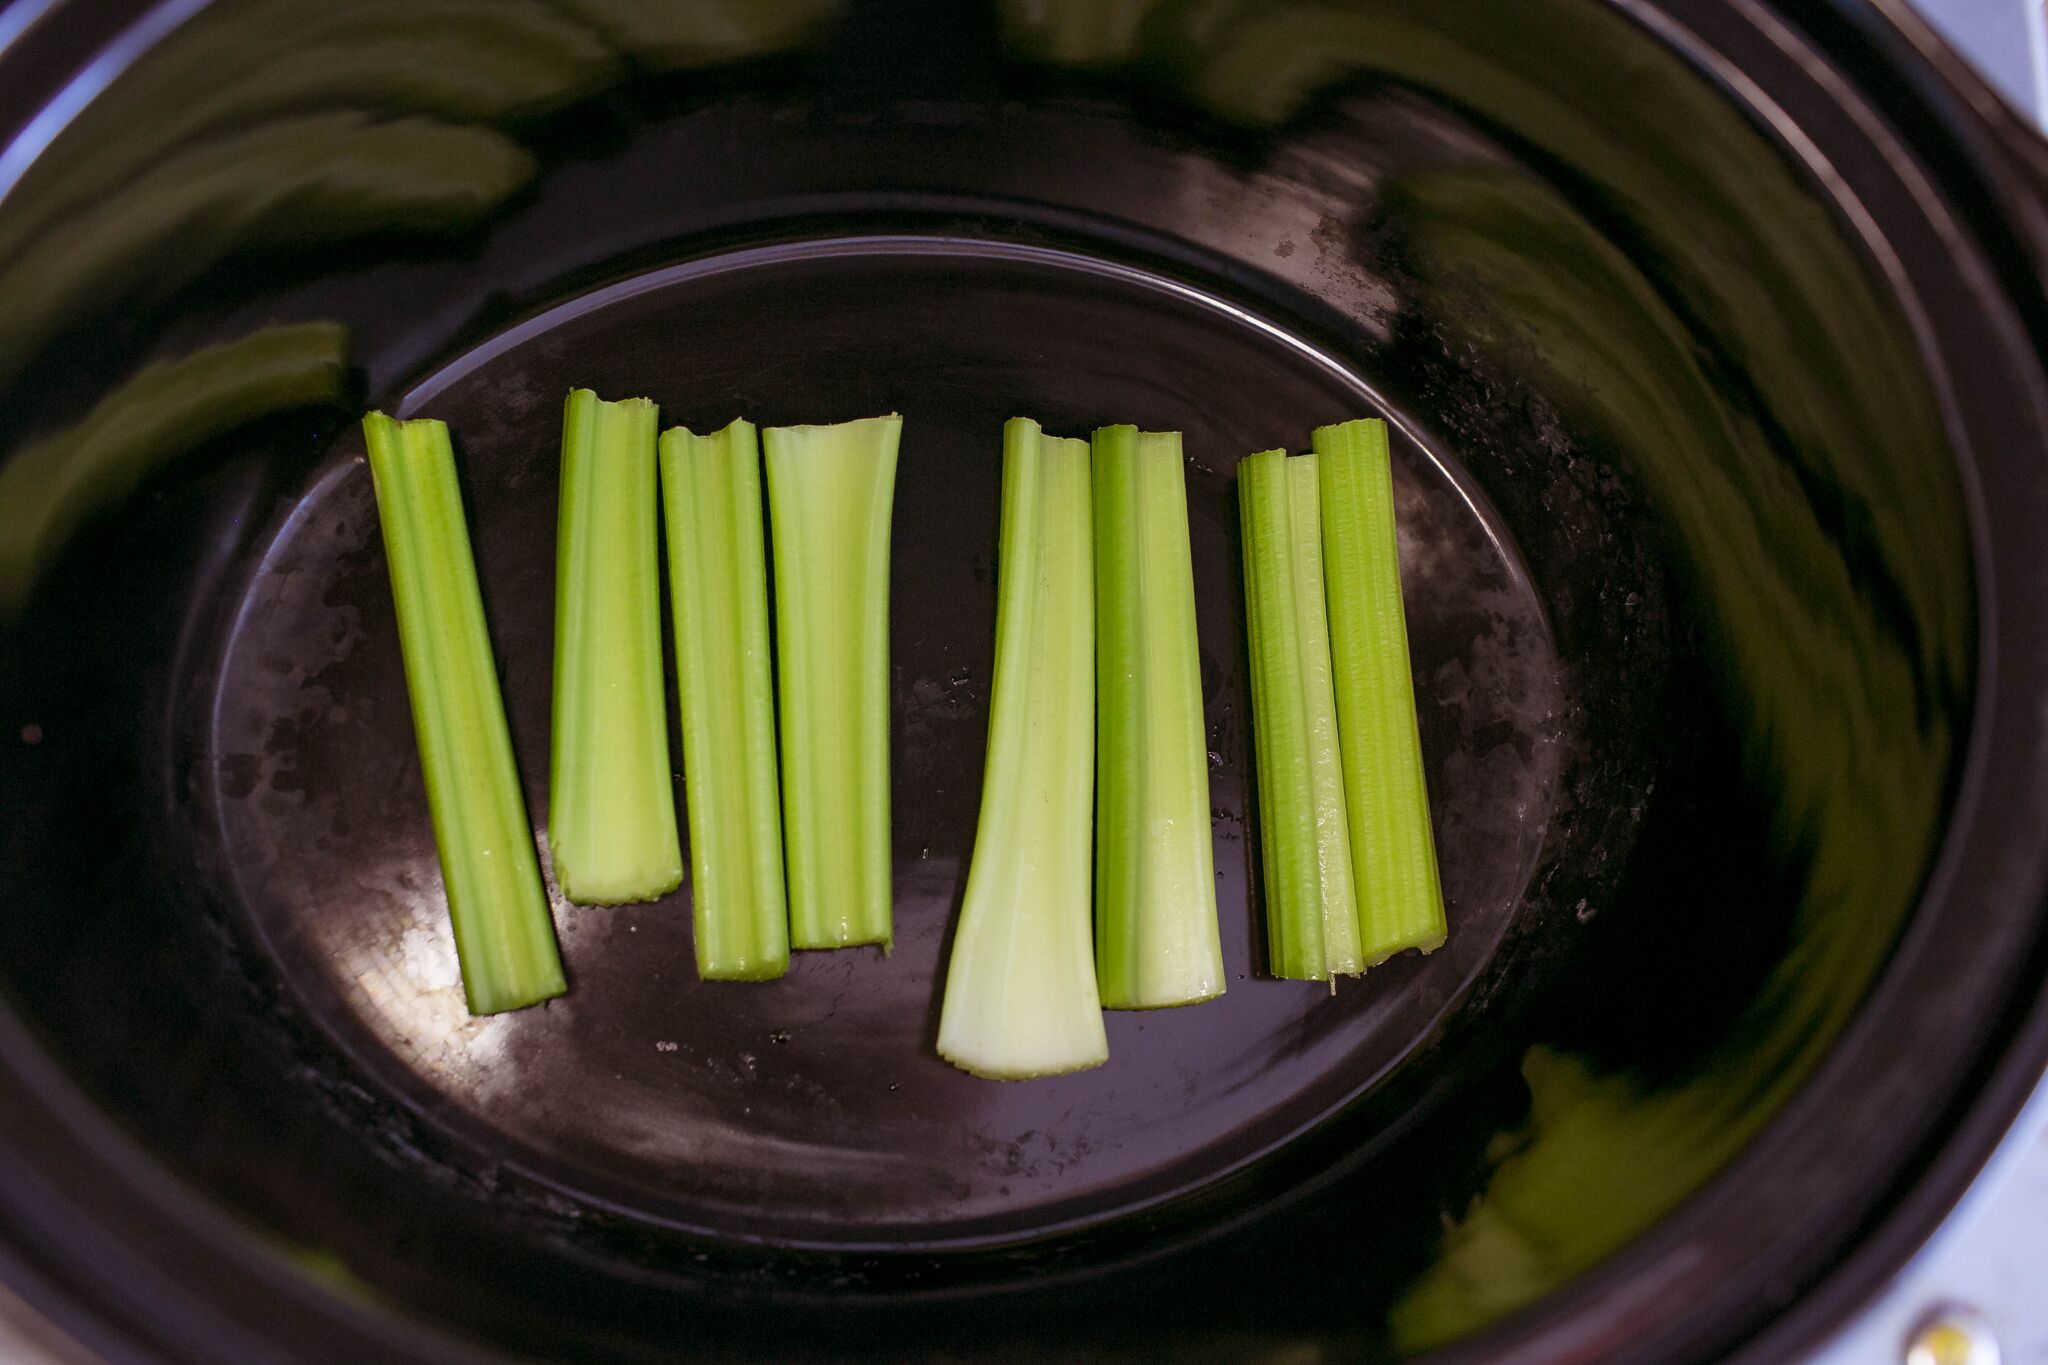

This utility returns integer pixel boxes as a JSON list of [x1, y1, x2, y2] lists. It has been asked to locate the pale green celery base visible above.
[[1091, 424, 1224, 1011], [465, 976, 564, 1018], [548, 389, 683, 906], [660, 419, 790, 982], [363, 412, 565, 1016], [937, 418, 1107, 1080], [763, 415, 901, 951], [548, 862, 683, 909], [545, 880, 676, 911], [943, 1049, 1113, 1083]]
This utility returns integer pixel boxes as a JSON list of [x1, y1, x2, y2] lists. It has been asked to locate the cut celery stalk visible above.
[[1239, 449, 1364, 981], [361, 412, 566, 1015], [762, 415, 901, 949], [548, 390, 683, 906], [1314, 418, 1447, 963], [660, 420, 790, 980], [1091, 425, 1225, 1009], [938, 418, 1107, 1078]]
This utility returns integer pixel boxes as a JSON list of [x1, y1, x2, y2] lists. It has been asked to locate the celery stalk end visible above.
[[937, 417, 1108, 1079]]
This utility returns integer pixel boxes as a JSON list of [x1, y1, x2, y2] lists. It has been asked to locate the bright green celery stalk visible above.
[[1091, 425, 1225, 1009], [362, 412, 567, 1015], [659, 419, 790, 980], [938, 418, 1107, 1077], [1314, 418, 1447, 963], [549, 390, 684, 905], [762, 414, 901, 948], [1239, 449, 1365, 981]]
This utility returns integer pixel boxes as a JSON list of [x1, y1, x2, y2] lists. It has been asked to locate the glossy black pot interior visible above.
[[4, 0, 2048, 1361]]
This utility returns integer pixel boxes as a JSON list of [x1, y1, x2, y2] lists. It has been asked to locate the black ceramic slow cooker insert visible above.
[[3, 0, 2048, 1361]]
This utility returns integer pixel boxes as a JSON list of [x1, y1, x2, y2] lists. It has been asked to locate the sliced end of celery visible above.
[[1239, 448, 1362, 981], [762, 414, 901, 950], [937, 417, 1108, 1079], [1362, 925, 1448, 969], [660, 418, 791, 982], [940, 1045, 1113, 1083], [1091, 424, 1224, 1010], [1314, 418, 1448, 965], [549, 389, 684, 906], [362, 411, 566, 1016]]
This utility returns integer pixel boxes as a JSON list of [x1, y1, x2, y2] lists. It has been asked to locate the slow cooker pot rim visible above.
[[1418, 0, 2048, 1359], [5, 0, 2048, 1362]]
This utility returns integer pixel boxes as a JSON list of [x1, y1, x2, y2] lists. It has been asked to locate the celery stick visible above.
[[1315, 419, 1447, 963], [938, 418, 1107, 1078], [762, 415, 901, 949], [1239, 449, 1364, 980], [660, 420, 790, 980], [1091, 425, 1225, 1009], [362, 413, 565, 1015], [548, 390, 682, 905]]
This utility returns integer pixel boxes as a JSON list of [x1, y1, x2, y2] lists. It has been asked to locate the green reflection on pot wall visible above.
[[0, 0, 842, 608], [1010, 0, 1967, 1346], [0, 323, 353, 614]]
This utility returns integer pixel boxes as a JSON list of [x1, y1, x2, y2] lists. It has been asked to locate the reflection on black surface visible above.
[[1034, 0, 1969, 1343], [0, 115, 522, 390], [1376, 163, 1957, 1346], [0, 0, 843, 603], [0, 322, 351, 613], [1008, 0, 1967, 1342]]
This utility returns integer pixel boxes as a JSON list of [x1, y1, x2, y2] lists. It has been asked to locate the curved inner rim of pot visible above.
[[0, 0, 1983, 1359]]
